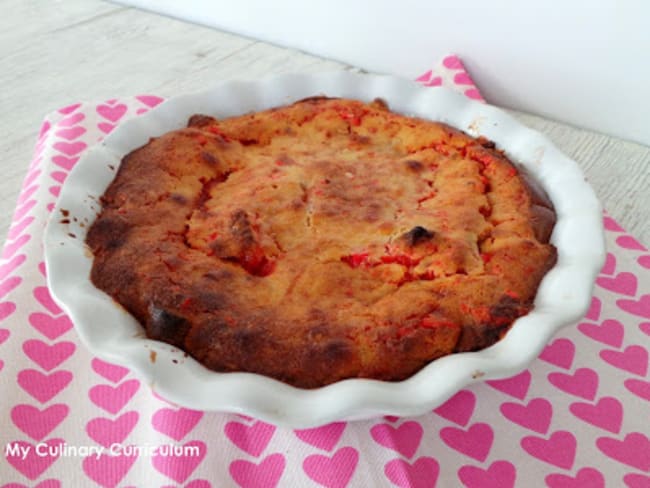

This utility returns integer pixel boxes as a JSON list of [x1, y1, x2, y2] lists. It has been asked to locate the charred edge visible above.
[[86, 215, 131, 252], [187, 114, 218, 128], [147, 304, 192, 348], [477, 136, 496, 149], [402, 226, 434, 246], [405, 160, 424, 172], [455, 296, 526, 352], [293, 96, 338, 105], [239, 138, 259, 146], [454, 322, 508, 352], [201, 151, 219, 166], [371, 97, 389, 110]]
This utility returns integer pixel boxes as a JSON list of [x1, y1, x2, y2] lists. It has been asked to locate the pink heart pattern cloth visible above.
[[1, 55, 649, 487]]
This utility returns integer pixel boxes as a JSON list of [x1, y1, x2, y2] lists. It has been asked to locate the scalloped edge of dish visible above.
[[44, 72, 605, 427]]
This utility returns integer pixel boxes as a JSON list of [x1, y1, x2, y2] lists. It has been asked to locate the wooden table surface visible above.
[[2, 0, 649, 248]]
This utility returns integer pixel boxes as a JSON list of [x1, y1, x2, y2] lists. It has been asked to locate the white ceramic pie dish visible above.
[[44, 72, 605, 428]]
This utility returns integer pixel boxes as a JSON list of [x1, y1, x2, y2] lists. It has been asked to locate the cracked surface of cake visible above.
[[86, 97, 557, 388]]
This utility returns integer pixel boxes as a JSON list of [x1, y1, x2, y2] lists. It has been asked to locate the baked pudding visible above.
[[86, 97, 556, 388]]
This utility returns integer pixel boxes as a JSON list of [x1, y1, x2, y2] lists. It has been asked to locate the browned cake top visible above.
[[87, 97, 557, 387]]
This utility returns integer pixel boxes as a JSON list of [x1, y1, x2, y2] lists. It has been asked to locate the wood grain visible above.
[[1, 0, 648, 248]]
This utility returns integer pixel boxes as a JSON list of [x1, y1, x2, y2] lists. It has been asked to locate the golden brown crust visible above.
[[87, 97, 557, 388]]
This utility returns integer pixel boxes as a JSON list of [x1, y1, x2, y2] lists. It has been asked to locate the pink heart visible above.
[[28, 312, 72, 340], [596, 272, 638, 296], [546, 467, 605, 488], [58, 112, 84, 127], [370, 421, 423, 459], [11, 404, 69, 441], [17, 369, 72, 403], [5, 438, 64, 480], [600, 252, 616, 275], [23, 340, 75, 371], [8, 216, 34, 241], [17, 184, 38, 205], [39, 261, 47, 277], [624, 473, 650, 488], [86, 411, 139, 448], [521, 431, 576, 469], [603, 216, 623, 232], [33, 286, 64, 315], [47, 202, 54, 213], [548, 368, 598, 400], [303, 447, 359, 488], [624, 379, 650, 401], [415, 70, 432, 82], [14, 199, 36, 221], [58, 103, 81, 115], [617, 295, 650, 319], [53, 141, 87, 156], [433, 389, 475, 426], [184, 481, 212, 488], [638, 255, 650, 269], [152, 440, 207, 483], [225, 420, 276, 457], [2, 235, 30, 260], [83, 450, 137, 488], [539, 338, 575, 369], [52, 155, 79, 171], [597, 432, 650, 471], [0, 358, 3, 371], [230, 453, 285, 488], [152, 407, 203, 441], [440, 423, 493, 462], [22, 168, 42, 188], [39, 119, 52, 138], [641, 323, 650, 337], [585, 296, 602, 321], [0, 277, 23, 301], [458, 460, 516, 488], [91, 358, 130, 383], [500, 398, 552, 434], [89, 379, 140, 414], [485, 370, 531, 400], [600, 345, 648, 376], [384, 457, 439, 488], [570, 397, 622, 434], [98, 122, 115, 134], [464, 89, 484, 101], [294, 422, 346, 451], [454, 72, 474, 85], [0, 301, 17, 321], [578, 319, 624, 348], [1, 479, 61, 488], [136, 95, 164, 107], [50, 171, 67, 184], [49, 186, 60, 198], [425, 77, 443, 87], [136, 108, 148, 115], [616, 235, 646, 251], [0, 254, 26, 280], [0, 328, 9, 344], [97, 103, 127, 122], [55, 126, 86, 140], [442, 55, 463, 69]]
